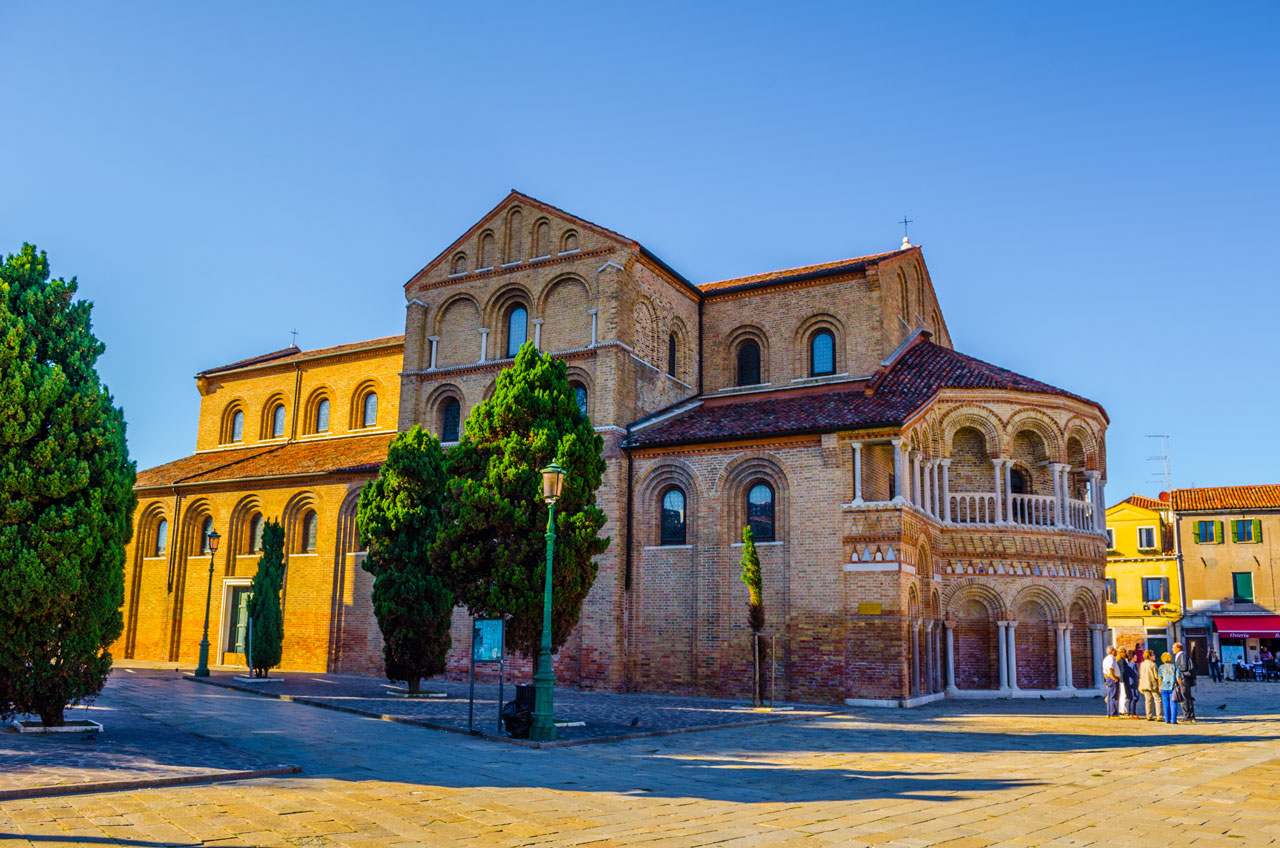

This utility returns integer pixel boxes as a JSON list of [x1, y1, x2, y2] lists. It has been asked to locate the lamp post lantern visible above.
[[194, 528, 221, 677], [530, 462, 567, 742]]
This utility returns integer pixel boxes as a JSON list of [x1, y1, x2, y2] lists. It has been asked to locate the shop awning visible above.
[[1212, 615, 1280, 639]]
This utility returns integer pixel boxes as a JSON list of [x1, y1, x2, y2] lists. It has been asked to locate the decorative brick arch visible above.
[[1011, 583, 1065, 690], [483, 283, 535, 349], [124, 501, 170, 658], [422, 382, 465, 441], [431, 292, 481, 335], [717, 453, 792, 542], [538, 275, 593, 352], [258, 391, 289, 440], [1004, 409, 1065, 462], [791, 312, 848, 378], [943, 579, 1007, 620], [1011, 583, 1067, 623], [636, 459, 702, 547], [218, 397, 248, 445], [228, 494, 267, 568], [348, 377, 385, 430], [724, 324, 772, 387], [940, 404, 1004, 458], [632, 297, 659, 365], [945, 579, 1003, 690]]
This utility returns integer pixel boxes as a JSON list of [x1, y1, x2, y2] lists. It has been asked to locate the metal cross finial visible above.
[[899, 216, 913, 239], [291, 329, 299, 347]]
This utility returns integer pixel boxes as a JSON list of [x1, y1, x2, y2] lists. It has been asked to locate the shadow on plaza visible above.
[[0, 837, 206, 848]]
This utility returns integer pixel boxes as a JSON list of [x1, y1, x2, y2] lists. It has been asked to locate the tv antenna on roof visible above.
[[1146, 434, 1172, 493]]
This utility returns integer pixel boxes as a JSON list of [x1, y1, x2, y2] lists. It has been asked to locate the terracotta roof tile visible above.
[[626, 341, 1101, 448], [135, 433, 395, 489], [1171, 485, 1280, 512], [1118, 494, 1169, 511], [198, 335, 403, 377], [699, 248, 911, 294]]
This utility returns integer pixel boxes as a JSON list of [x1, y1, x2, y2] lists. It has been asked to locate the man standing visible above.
[[1102, 646, 1120, 718], [1173, 642, 1197, 723]]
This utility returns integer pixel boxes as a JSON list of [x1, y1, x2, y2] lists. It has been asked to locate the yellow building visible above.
[[1104, 494, 1180, 656]]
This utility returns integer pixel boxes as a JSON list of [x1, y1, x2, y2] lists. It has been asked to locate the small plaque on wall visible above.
[[857, 602, 882, 616]]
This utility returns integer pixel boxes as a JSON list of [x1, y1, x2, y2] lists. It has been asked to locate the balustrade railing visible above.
[[1066, 497, 1093, 530], [948, 492, 998, 524], [1009, 493, 1056, 526]]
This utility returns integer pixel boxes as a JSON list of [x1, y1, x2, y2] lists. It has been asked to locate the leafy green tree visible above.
[[434, 343, 609, 668], [740, 526, 768, 702], [246, 520, 285, 677], [357, 426, 453, 693], [0, 244, 136, 726]]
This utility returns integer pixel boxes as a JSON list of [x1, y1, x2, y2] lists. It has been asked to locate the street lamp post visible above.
[[530, 462, 566, 742], [194, 528, 221, 677]]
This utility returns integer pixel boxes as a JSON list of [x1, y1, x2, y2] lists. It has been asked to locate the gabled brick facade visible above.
[[119, 191, 1110, 706]]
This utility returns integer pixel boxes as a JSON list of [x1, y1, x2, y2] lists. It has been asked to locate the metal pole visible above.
[[498, 621, 505, 734], [246, 617, 253, 678], [468, 621, 476, 735], [530, 502, 558, 742], [195, 548, 216, 677]]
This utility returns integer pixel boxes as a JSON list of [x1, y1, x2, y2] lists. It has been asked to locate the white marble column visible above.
[[1055, 624, 1068, 689], [996, 621, 1009, 690], [940, 459, 952, 523], [1003, 459, 1015, 525], [945, 621, 957, 694], [588, 308, 598, 346], [531, 318, 544, 350], [1006, 621, 1019, 691], [851, 442, 863, 503], [1063, 624, 1076, 689], [478, 327, 490, 363], [427, 336, 439, 370], [892, 439, 905, 503], [911, 625, 921, 697], [991, 458, 1004, 524], [1086, 470, 1104, 531], [1091, 625, 1105, 689], [928, 462, 938, 517], [910, 451, 921, 508]]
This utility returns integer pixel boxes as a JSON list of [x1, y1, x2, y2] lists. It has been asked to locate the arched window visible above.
[[154, 519, 168, 557], [362, 392, 378, 428], [533, 220, 551, 257], [249, 514, 264, 554], [199, 517, 214, 554], [441, 398, 461, 442], [660, 487, 686, 545], [1009, 468, 1029, 495], [747, 482, 775, 541], [736, 340, 761, 386], [315, 398, 330, 433], [898, 270, 909, 317], [231, 410, 244, 442], [561, 231, 578, 252], [301, 511, 318, 553], [667, 334, 677, 377], [451, 252, 467, 275], [506, 306, 528, 358], [479, 232, 495, 269], [810, 331, 835, 376], [271, 404, 286, 438], [571, 383, 588, 416]]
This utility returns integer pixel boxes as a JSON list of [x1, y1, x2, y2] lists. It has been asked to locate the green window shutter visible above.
[[1215, 521, 1225, 544], [1193, 523, 1201, 544], [1254, 519, 1263, 543], [1232, 520, 1239, 543], [1161, 577, 1170, 602]]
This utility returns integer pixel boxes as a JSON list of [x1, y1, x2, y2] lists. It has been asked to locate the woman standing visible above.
[[1139, 650, 1161, 721], [1159, 651, 1179, 724]]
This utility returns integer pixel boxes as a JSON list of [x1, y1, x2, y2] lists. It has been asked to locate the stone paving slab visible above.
[[0, 675, 299, 800], [181, 667, 834, 746]]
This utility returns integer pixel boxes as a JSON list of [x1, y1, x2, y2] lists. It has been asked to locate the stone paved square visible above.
[[1, 671, 1278, 846]]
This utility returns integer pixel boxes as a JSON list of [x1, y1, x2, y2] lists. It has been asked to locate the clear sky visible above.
[[3, 2, 1277, 500]]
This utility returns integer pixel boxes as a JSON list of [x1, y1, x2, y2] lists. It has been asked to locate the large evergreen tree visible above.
[[246, 520, 285, 677], [433, 343, 609, 668], [357, 426, 453, 693], [0, 244, 136, 726]]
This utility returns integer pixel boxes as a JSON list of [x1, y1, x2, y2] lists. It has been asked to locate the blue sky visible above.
[[3, 2, 1277, 500]]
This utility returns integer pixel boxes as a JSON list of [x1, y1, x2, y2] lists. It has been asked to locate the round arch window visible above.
[[441, 398, 461, 442], [271, 404, 286, 438], [747, 482, 775, 541], [660, 487, 686, 545], [362, 392, 378, 428], [737, 340, 761, 386], [301, 511, 318, 553], [506, 306, 528, 358], [154, 519, 168, 557], [315, 398, 330, 433], [810, 331, 835, 376]]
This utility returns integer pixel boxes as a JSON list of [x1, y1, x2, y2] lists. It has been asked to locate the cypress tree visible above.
[[740, 525, 767, 703], [246, 520, 285, 677], [357, 426, 452, 693], [0, 244, 136, 726], [433, 343, 608, 668]]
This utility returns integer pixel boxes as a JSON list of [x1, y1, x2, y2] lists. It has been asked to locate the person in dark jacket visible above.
[[1173, 642, 1197, 723], [1119, 649, 1141, 718]]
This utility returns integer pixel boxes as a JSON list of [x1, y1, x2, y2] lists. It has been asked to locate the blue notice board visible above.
[[472, 619, 504, 663]]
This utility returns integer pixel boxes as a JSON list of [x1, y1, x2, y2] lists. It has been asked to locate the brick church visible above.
[[120, 191, 1111, 706]]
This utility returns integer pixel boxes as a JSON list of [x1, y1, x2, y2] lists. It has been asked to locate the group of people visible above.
[[1102, 642, 1198, 724]]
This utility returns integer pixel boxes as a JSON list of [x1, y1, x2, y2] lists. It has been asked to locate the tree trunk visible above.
[[38, 704, 64, 728], [407, 677, 421, 695]]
